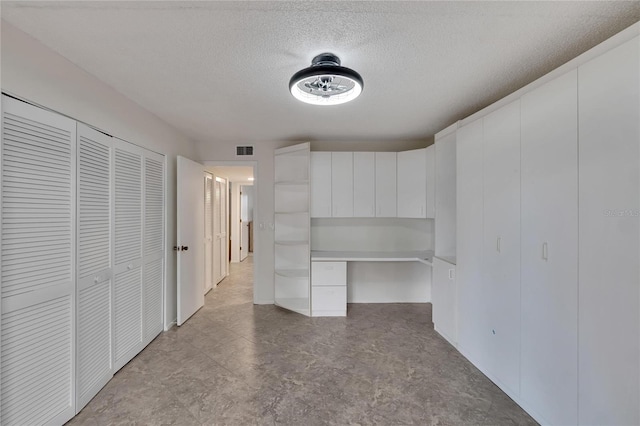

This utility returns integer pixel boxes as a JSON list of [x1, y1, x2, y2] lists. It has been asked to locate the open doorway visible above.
[[203, 163, 256, 301]]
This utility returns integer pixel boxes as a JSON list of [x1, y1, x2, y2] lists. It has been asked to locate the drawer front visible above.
[[311, 261, 347, 286], [312, 286, 347, 312]]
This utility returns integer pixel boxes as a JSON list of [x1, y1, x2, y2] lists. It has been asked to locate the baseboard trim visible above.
[[164, 319, 177, 331]]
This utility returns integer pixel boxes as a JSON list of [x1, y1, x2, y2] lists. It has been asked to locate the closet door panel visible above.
[[578, 36, 640, 426], [76, 124, 113, 411], [112, 141, 143, 370], [397, 148, 427, 218], [482, 99, 521, 395], [456, 119, 486, 365], [143, 153, 165, 344], [521, 70, 578, 425], [1, 96, 76, 425]]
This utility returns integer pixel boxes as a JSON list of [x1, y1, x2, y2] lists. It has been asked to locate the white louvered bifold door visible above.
[[142, 151, 164, 346], [75, 123, 113, 411], [112, 139, 143, 371], [1, 96, 76, 426]]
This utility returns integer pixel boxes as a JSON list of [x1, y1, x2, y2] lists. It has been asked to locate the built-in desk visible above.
[[311, 250, 434, 265], [310, 250, 434, 317]]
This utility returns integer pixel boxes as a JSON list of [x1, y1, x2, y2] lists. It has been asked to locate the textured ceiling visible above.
[[2, 1, 639, 145]]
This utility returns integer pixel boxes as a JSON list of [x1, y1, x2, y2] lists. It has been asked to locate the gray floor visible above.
[[70, 256, 537, 425]]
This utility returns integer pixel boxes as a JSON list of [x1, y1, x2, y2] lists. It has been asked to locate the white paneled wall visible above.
[[0, 95, 166, 425]]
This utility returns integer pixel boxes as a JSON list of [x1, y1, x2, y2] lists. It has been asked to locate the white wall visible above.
[[1, 22, 199, 329], [195, 139, 431, 304]]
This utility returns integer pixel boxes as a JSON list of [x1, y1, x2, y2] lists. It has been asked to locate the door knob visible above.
[[181, 246, 189, 251]]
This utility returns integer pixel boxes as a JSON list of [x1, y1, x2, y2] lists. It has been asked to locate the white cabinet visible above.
[[310, 152, 331, 218], [375, 152, 397, 217], [331, 152, 353, 217], [311, 261, 346, 316], [353, 152, 375, 217], [456, 119, 487, 366], [425, 145, 435, 219], [397, 148, 427, 218], [435, 128, 456, 259], [482, 99, 521, 396], [432, 257, 456, 346], [520, 70, 578, 426], [578, 36, 639, 426], [274, 143, 311, 317]]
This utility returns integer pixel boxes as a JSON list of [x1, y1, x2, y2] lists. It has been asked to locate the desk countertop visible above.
[[311, 250, 434, 265]]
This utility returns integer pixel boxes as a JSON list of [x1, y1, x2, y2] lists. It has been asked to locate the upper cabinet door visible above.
[[331, 152, 353, 217], [397, 148, 427, 218], [310, 152, 331, 218], [353, 152, 375, 217], [520, 69, 578, 426], [578, 36, 639, 426], [425, 145, 435, 219], [375, 152, 397, 217], [482, 99, 521, 396]]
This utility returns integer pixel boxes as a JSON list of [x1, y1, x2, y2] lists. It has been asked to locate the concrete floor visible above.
[[70, 256, 537, 425]]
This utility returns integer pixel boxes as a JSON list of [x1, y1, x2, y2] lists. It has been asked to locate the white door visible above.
[[204, 174, 213, 293], [177, 156, 204, 326], [397, 148, 427, 218], [213, 176, 228, 284], [310, 152, 332, 218], [1, 96, 77, 426], [432, 257, 457, 345], [240, 185, 249, 261], [482, 99, 521, 395], [578, 36, 639, 426], [520, 69, 578, 426], [76, 123, 113, 411]]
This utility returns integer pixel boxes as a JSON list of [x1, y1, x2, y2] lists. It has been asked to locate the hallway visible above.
[[70, 257, 536, 425]]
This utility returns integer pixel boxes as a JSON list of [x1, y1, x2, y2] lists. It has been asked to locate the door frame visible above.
[[203, 161, 258, 304]]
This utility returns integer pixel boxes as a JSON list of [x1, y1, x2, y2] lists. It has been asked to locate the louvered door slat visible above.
[[144, 258, 163, 342], [1, 96, 76, 426]]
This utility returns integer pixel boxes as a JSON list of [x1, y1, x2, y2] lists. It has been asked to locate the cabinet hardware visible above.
[[497, 237, 501, 253], [542, 242, 548, 261], [448, 269, 454, 280], [181, 245, 189, 251]]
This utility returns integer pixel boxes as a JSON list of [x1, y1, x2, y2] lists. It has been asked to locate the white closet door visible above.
[[76, 123, 113, 411], [112, 140, 143, 371], [331, 152, 353, 217], [353, 152, 375, 217], [143, 152, 164, 345], [204, 174, 213, 292], [482, 99, 521, 395], [456, 119, 486, 364], [578, 36, 640, 426], [1, 96, 76, 426], [375, 152, 396, 217], [520, 70, 578, 426], [213, 176, 228, 285], [310, 152, 331, 218]]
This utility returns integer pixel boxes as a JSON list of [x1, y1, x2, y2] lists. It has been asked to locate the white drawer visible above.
[[312, 286, 347, 317], [311, 261, 347, 286]]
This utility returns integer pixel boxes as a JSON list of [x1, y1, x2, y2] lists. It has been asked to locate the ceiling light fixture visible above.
[[289, 53, 363, 106]]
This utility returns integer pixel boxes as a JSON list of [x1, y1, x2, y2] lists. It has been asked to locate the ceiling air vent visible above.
[[236, 146, 254, 156]]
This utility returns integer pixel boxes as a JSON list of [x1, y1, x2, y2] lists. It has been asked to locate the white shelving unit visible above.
[[274, 143, 311, 316]]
